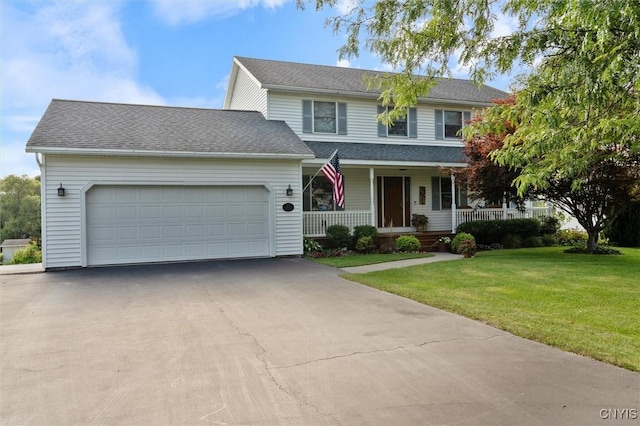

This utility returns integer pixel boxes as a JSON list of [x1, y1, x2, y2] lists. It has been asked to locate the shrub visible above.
[[456, 218, 541, 245], [353, 225, 378, 247], [541, 234, 558, 247], [355, 236, 376, 253], [325, 224, 352, 249], [303, 237, 323, 255], [539, 216, 561, 236], [394, 235, 421, 252], [556, 228, 588, 246], [501, 234, 523, 249], [451, 232, 475, 253], [524, 236, 543, 247], [604, 201, 640, 247], [564, 244, 622, 255], [9, 242, 42, 264]]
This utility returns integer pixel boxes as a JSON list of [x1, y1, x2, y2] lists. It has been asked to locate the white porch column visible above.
[[451, 172, 457, 233], [369, 167, 376, 227]]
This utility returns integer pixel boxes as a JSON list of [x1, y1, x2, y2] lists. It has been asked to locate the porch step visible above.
[[413, 231, 455, 252]]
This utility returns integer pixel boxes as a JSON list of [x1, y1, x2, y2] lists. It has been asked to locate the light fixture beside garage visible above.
[[57, 183, 65, 197], [286, 185, 293, 196]]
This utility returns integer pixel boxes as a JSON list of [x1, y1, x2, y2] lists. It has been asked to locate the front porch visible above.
[[302, 206, 553, 237]]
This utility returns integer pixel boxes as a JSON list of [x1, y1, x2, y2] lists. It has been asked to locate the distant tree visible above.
[[0, 175, 41, 241]]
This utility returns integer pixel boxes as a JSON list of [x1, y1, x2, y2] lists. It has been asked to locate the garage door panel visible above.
[[87, 185, 270, 266]]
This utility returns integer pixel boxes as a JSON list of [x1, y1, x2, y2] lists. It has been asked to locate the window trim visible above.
[[377, 106, 417, 138], [431, 176, 468, 211], [302, 100, 347, 135], [435, 109, 472, 140]]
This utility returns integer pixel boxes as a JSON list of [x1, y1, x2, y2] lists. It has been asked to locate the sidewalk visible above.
[[341, 252, 462, 274], [0, 263, 45, 275]]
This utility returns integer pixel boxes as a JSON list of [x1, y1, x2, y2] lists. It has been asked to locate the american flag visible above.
[[320, 150, 345, 209]]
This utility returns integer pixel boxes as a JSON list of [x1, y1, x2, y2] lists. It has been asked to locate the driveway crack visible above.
[[273, 333, 508, 370], [204, 291, 340, 424]]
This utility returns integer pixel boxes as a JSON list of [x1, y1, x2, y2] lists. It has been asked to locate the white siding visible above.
[[42, 155, 303, 268], [268, 93, 470, 148], [227, 68, 268, 115]]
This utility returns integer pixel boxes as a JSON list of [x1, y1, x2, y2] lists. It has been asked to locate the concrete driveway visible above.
[[1, 258, 638, 425]]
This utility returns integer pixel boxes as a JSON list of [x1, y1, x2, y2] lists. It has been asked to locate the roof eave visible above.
[[261, 85, 496, 107], [302, 158, 467, 168], [26, 146, 315, 160]]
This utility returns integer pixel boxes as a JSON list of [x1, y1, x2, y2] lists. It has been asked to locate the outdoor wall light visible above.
[[286, 185, 293, 196], [57, 183, 65, 197]]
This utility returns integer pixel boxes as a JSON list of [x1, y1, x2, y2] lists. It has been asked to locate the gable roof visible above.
[[26, 99, 314, 159], [230, 56, 508, 106]]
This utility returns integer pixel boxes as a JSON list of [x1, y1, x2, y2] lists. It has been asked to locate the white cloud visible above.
[[491, 12, 518, 39], [0, 1, 167, 177], [336, 58, 351, 68], [335, 0, 358, 15], [151, 0, 290, 26]]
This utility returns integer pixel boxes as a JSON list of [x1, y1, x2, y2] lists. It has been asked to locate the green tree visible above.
[[0, 175, 41, 241], [301, 0, 640, 252]]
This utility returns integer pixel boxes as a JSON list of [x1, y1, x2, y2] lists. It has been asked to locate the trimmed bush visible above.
[[355, 236, 376, 253], [501, 234, 523, 249], [325, 224, 352, 249], [524, 236, 544, 247], [604, 201, 640, 247], [456, 218, 541, 245], [541, 234, 558, 246], [539, 216, 561, 235], [353, 225, 378, 247], [394, 235, 421, 252], [9, 242, 42, 264], [451, 232, 475, 253], [556, 228, 588, 246]]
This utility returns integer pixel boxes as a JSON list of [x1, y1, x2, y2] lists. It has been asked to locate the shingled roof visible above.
[[26, 99, 314, 159], [304, 141, 466, 165], [234, 56, 508, 105]]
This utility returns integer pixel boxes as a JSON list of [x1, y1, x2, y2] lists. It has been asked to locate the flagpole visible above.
[[302, 149, 339, 193]]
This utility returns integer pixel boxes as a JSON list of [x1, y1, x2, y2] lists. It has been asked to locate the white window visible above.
[[377, 106, 417, 138], [431, 177, 468, 210], [435, 110, 471, 139], [303, 175, 344, 211], [303, 100, 347, 134]]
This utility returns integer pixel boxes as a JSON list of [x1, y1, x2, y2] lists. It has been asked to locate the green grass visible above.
[[343, 247, 640, 371], [310, 252, 434, 268]]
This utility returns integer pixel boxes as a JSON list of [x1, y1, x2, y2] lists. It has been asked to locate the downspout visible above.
[[35, 153, 46, 269]]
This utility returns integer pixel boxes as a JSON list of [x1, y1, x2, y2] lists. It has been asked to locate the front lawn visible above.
[[310, 252, 434, 268], [343, 247, 640, 371]]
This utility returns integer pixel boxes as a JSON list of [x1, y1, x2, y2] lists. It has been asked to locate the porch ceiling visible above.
[[303, 141, 466, 166]]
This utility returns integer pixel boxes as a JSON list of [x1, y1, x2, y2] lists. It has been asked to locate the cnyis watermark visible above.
[[599, 408, 638, 420]]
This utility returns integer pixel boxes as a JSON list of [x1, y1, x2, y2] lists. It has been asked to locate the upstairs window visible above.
[[377, 106, 417, 138], [435, 110, 472, 139], [303, 100, 347, 134]]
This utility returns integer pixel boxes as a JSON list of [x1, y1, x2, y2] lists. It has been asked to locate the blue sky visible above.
[[1, 0, 518, 178]]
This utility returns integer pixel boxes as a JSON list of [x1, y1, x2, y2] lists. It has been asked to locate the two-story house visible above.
[[224, 57, 510, 236], [26, 56, 548, 269]]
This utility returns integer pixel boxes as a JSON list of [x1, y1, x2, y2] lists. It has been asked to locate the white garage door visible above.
[[86, 185, 270, 266]]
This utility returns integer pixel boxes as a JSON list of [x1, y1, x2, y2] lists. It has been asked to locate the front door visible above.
[[377, 176, 411, 227]]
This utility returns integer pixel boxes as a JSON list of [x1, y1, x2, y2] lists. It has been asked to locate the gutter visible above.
[[25, 146, 316, 160]]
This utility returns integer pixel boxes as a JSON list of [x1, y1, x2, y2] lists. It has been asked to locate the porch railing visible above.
[[456, 206, 552, 228], [303, 210, 372, 237]]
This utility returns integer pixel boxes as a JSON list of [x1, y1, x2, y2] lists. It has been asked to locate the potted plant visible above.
[[411, 214, 429, 232], [432, 236, 452, 252], [457, 239, 477, 257], [451, 232, 477, 258]]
